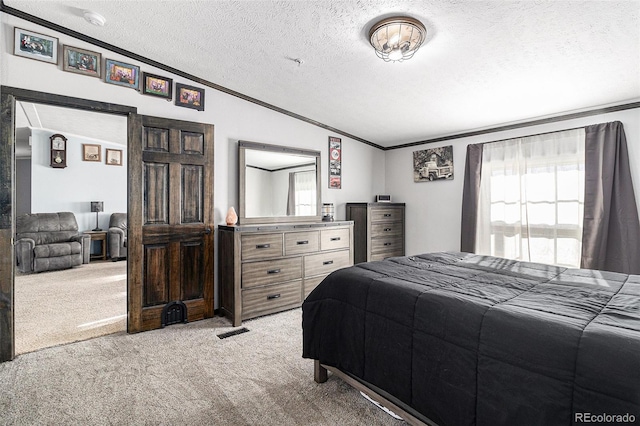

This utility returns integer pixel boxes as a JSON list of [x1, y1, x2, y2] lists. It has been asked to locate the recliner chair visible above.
[[108, 213, 127, 261], [15, 212, 90, 273]]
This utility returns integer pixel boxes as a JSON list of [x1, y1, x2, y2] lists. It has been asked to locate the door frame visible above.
[[0, 86, 136, 362]]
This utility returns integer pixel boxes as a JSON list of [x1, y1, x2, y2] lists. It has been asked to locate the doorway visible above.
[[14, 101, 128, 354], [0, 87, 216, 362], [0, 87, 136, 362]]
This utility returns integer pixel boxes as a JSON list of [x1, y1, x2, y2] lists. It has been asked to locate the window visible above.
[[475, 129, 585, 267], [292, 171, 316, 216]]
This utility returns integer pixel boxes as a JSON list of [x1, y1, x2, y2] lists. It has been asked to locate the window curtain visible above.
[[460, 144, 483, 253], [474, 129, 585, 267], [461, 121, 640, 274], [286, 171, 316, 216], [286, 173, 295, 216], [293, 171, 316, 215], [581, 121, 640, 274]]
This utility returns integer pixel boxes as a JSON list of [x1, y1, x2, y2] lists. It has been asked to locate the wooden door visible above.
[[128, 115, 214, 333]]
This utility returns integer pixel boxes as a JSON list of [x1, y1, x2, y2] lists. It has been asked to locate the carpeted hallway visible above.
[[15, 261, 127, 354]]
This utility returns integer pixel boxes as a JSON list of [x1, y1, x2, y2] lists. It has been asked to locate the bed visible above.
[[302, 252, 640, 426]]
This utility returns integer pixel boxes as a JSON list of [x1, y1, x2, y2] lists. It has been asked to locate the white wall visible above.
[[29, 129, 127, 231], [245, 167, 274, 217], [385, 108, 640, 256]]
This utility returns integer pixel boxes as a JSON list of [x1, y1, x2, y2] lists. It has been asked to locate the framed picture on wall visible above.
[[175, 83, 205, 111], [105, 149, 123, 166], [413, 145, 454, 182], [105, 59, 140, 89], [329, 136, 342, 189], [142, 72, 173, 99], [83, 144, 101, 162], [13, 27, 58, 64], [63, 46, 101, 78]]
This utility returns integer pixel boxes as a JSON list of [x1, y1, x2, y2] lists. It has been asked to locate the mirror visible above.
[[239, 141, 321, 224]]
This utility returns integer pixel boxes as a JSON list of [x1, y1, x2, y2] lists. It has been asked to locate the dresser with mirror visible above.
[[218, 141, 354, 326]]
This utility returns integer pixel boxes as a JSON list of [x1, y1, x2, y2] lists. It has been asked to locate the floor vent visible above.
[[161, 301, 188, 328], [217, 327, 250, 339]]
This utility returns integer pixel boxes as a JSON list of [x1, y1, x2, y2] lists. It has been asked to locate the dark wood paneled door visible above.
[[128, 115, 214, 333]]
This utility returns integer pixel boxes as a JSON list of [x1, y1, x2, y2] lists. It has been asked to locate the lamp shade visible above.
[[369, 16, 427, 62], [91, 201, 104, 213]]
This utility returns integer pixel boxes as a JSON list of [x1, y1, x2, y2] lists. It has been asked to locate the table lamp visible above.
[[91, 201, 103, 231]]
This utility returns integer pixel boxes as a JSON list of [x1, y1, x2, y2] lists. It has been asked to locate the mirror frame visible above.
[[238, 140, 322, 224]]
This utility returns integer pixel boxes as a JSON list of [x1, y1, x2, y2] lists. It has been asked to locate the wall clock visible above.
[[50, 133, 67, 168]]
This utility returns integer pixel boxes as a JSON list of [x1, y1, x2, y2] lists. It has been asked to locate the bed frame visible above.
[[313, 360, 437, 426]]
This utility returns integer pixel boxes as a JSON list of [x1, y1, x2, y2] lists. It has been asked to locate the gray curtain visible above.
[[460, 143, 483, 253], [581, 121, 640, 274], [286, 172, 295, 216]]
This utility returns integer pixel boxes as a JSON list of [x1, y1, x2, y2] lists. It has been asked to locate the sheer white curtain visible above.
[[475, 128, 586, 267], [293, 171, 316, 216]]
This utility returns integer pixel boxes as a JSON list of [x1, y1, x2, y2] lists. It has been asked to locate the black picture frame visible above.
[[175, 83, 205, 111], [142, 72, 173, 99]]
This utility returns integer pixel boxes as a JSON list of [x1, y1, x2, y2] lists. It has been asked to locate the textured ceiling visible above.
[[5, 0, 640, 147]]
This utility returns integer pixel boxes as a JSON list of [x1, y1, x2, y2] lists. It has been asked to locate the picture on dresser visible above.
[[413, 145, 453, 182]]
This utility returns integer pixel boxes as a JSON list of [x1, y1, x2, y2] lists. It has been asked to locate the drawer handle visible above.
[[330, 237, 341, 241], [384, 243, 392, 246], [384, 228, 392, 232], [383, 214, 392, 217], [256, 243, 271, 249], [323, 260, 334, 265], [267, 269, 281, 274], [296, 240, 309, 245], [267, 294, 281, 300]]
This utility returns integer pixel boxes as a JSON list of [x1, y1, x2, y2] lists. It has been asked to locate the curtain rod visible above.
[[469, 124, 588, 146]]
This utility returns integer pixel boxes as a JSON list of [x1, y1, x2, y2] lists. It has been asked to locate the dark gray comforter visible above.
[[302, 252, 640, 426]]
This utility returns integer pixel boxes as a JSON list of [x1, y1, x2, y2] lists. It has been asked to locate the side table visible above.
[[84, 230, 108, 261]]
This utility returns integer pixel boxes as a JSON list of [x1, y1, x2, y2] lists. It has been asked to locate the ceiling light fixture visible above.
[[83, 10, 106, 27], [368, 16, 426, 63]]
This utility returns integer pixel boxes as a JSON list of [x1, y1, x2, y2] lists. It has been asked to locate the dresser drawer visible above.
[[303, 275, 326, 299], [371, 222, 403, 238], [241, 233, 283, 261], [242, 280, 302, 319], [241, 257, 302, 289], [284, 231, 319, 255], [370, 207, 403, 223], [304, 249, 351, 278], [371, 237, 403, 254], [370, 250, 404, 262], [320, 228, 350, 251]]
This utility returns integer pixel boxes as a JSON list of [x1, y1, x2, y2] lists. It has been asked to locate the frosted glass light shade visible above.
[[369, 16, 427, 63]]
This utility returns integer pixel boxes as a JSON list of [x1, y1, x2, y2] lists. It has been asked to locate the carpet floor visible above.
[[15, 261, 127, 354], [0, 308, 402, 425]]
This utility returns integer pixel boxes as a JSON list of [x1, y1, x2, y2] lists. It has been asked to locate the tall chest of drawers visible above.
[[218, 221, 353, 326], [346, 203, 405, 264]]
